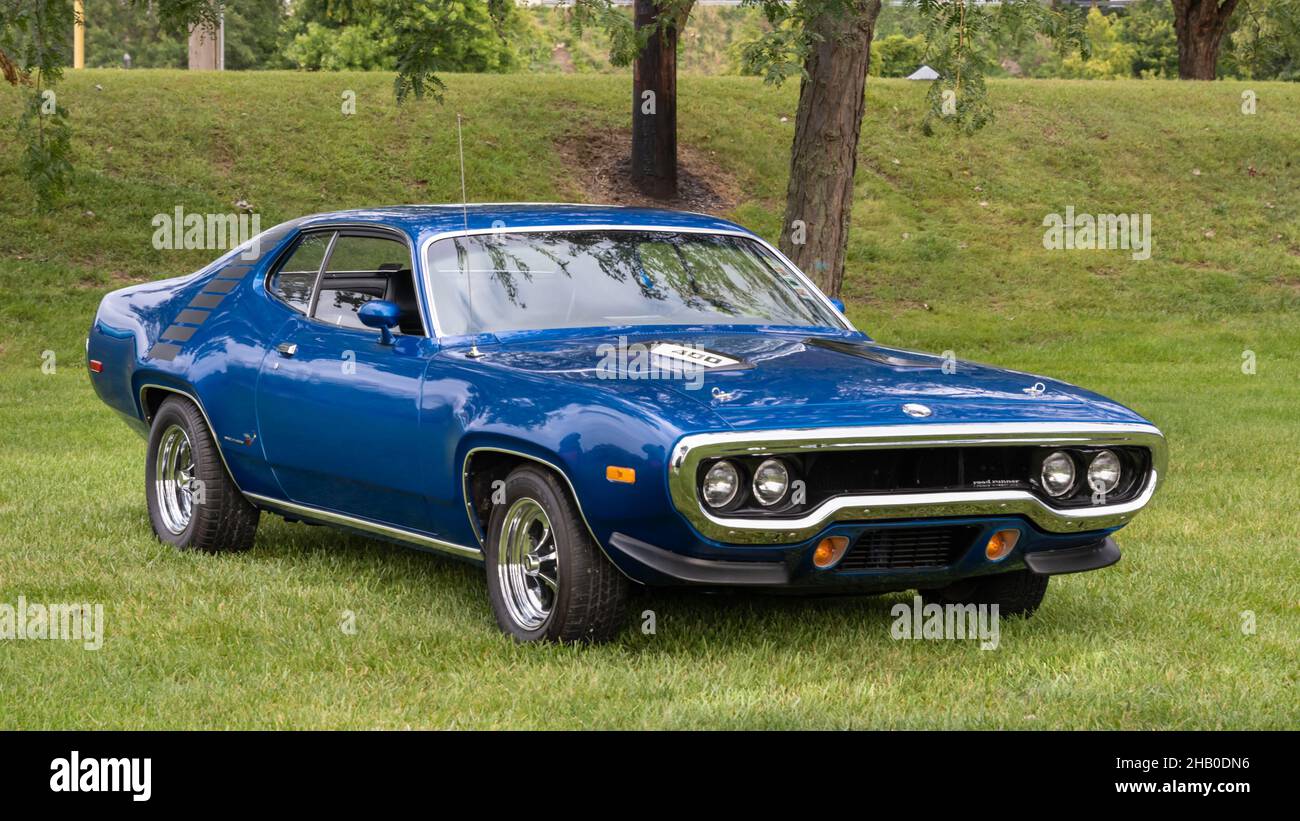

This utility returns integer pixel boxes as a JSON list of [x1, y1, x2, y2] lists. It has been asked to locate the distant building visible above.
[[907, 65, 940, 81]]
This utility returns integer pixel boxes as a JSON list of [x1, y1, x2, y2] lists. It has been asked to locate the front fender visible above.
[[450, 363, 732, 575]]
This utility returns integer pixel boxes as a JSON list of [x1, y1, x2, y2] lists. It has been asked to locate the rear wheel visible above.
[[145, 396, 259, 552], [925, 569, 1049, 618], [485, 465, 628, 643]]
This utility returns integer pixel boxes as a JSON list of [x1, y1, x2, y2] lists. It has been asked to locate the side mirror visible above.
[[358, 299, 401, 345], [830, 297, 846, 314]]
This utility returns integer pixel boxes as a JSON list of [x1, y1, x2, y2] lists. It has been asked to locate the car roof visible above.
[[289, 203, 753, 241]]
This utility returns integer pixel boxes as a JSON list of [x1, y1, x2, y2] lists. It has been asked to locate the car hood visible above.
[[470, 329, 1150, 432]]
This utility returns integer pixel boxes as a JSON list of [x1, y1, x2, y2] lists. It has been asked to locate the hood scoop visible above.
[[803, 337, 940, 369]]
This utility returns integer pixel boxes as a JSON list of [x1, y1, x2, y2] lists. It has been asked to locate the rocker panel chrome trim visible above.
[[669, 422, 1167, 544], [245, 492, 482, 560]]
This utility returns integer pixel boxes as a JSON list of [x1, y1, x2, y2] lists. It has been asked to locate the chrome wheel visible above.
[[496, 497, 558, 631], [155, 424, 196, 535]]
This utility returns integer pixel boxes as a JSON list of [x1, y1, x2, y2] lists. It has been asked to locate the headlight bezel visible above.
[[751, 458, 791, 507], [697, 455, 805, 514], [1039, 450, 1077, 498], [700, 459, 743, 510], [1086, 449, 1122, 495], [1033, 446, 1146, 507]]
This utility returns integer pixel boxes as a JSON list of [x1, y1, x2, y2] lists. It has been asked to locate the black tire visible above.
[[145, 395, 259, 553], [924, 569, 1050, 618], [484, 465, 629, 643]]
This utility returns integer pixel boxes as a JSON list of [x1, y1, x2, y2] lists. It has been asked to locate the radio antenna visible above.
[[457, 113, 483, 359]]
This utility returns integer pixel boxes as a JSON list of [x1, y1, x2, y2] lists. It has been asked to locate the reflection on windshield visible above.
[[426, 231, 841, 336]]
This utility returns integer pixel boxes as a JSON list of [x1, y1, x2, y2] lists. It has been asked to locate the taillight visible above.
[[88, 360, 103, 373]]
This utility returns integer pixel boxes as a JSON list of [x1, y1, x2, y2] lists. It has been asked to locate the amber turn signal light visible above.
[[606, 466, 636, 484], [813, 536, 851, 569], [985, 529, 1020, 561]]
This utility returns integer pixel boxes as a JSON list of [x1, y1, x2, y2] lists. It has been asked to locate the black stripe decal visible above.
[[149, 343, 182, 361], [204, 279, 239, 293], [162, 325, 197, 342], [176, 309, 209, 325], [189, 292, 225, 309], [215, 268, 250, 280]]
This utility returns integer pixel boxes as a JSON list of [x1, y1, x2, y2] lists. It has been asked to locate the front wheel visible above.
[[145, 396, 259, 552], [485, 465, 629, 643]]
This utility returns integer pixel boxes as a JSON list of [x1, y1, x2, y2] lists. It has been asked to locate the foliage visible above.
[[17, 75, 74, 208], [737, 0, 861, 86], [0, 0, 230, 208], [510, 6, 766, 75], [877, 1, 1186, 81], [382, 0, 519, 102], [912, 0, 1088, 134], [1, 0, 76, 207], [1223, 0, 1300, 79], [79, 0, 287, 70], [1057, 8, 1136, 79], [223, 0, 291, 70], [284, 19, 395, 71], [280, 1, 523, 82], [870, 32, 926, 77], [1122, 0, 1179, 78], [565, 0, 641, 68], [84, 0, 184, 68], [734, 0, 1088, 133]]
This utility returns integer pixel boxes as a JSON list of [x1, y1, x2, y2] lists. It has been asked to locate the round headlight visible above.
[[751, 458, 790, 507], [702, 460, 741, 508], [1040, 451, 1076, 498], [1087, 450, 1122, 495]]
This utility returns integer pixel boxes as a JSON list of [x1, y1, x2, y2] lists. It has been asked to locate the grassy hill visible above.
[[0, 71, 1297, 728]]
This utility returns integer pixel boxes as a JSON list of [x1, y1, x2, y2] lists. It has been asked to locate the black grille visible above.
[[836, 526, 980, 571], [701, 445, 1151, 517]]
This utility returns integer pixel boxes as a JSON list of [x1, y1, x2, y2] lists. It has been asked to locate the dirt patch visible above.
[[1271, 274, 1300, 294], [551, 43, 575, 74], [76, 270, 148, 290], [554, 127, 741, 214]]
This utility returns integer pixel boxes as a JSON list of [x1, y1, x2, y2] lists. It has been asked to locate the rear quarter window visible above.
[[268, 232, 334, 313]]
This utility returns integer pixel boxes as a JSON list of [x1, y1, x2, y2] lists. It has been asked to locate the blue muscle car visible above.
[[88, 204, 1166, 642]]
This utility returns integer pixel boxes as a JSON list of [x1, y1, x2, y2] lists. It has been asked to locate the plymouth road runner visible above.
[[88, 205, 1166, 642]]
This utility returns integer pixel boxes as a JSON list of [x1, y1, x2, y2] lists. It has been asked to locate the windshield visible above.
[[425, 231, 844, 336]]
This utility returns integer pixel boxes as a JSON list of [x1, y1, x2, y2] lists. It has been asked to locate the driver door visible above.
[[255, 228, 437, 533]]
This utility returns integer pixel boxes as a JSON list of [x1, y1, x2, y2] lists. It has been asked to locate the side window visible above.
[[314, 286, 386, 330], [268, 232, 333, 313], [325, 236, 408, 274], [313, 235, 422, 334]]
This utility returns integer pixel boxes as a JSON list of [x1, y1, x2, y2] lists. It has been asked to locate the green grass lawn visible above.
[[0, 71, 1297, 728]]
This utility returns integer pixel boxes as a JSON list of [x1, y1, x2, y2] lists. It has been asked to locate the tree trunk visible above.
[[778, 0, 881, 298], [632, 0, 691, 199], [1171, 0, 1239, 79]]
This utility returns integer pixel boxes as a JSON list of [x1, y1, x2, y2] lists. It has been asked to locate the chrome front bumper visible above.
[[668, 422, 1167, 545]]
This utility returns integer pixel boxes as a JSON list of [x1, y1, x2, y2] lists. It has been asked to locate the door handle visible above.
[[276, 343, 298, 358]]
